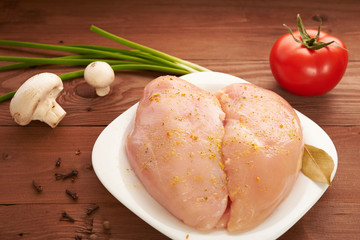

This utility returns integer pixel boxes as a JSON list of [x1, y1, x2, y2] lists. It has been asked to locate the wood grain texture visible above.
[[0, 0, 359, 239]]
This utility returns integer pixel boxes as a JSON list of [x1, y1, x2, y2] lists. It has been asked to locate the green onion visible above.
[[0, 56, 136, 66], [59, 64, 189, 81], [0, 25, 210, 102], [69, 44, 190, 70], [0, 54, 117, 71], [0, 91, 16, 102], [0, 40, 156, 64], [90, 25, 210, 72]]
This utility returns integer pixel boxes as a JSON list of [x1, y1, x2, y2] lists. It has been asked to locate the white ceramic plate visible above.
[[92, 72, 338, 240]]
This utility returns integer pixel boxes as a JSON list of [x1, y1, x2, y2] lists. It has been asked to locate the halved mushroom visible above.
[[9, 73, 66, 128]]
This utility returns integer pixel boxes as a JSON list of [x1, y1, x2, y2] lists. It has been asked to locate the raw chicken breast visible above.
[[126, 76, 228, 231], [215, 83, 303, 233]]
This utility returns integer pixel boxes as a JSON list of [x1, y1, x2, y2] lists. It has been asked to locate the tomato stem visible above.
[[284, 14, 336, 50]]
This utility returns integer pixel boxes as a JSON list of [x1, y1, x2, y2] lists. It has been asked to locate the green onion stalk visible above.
[[0, 25, 210, 102]]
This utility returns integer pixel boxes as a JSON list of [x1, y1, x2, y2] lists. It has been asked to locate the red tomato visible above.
[[270, 29, 348, 96]]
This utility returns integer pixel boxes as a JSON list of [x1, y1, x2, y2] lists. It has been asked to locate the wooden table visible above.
[[1, 0, 359, 239]]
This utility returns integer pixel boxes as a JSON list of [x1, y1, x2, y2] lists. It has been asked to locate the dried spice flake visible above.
[[60, 211, 75, 222], [55, 157, 62, 167], [87, 205, 100, 216], [103, 220, 111, 230], [32, 180, 43, 193], [218, 161, 224, 170], [55, 170, 79, 181], [65, 189, 78, 200]]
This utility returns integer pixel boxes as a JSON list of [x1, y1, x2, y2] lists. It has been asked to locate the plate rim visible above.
[[92, 71, 338, 240]]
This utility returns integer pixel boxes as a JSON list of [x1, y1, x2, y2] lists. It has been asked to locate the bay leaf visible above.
[[301, 144, 335, 186]]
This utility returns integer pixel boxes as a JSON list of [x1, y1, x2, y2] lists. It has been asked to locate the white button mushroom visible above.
[[9, 72, 66, 128], [84, 61, 115, 96]]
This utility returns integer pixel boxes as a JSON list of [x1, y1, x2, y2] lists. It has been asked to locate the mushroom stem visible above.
[[44, 102, 66, 128], [95, 86, 111, 96], [33, 100, 66, 128]]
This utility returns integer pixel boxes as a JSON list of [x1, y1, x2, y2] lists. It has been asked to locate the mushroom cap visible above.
[[84, 61, 115, 88], [9, 73, 64, 126]]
